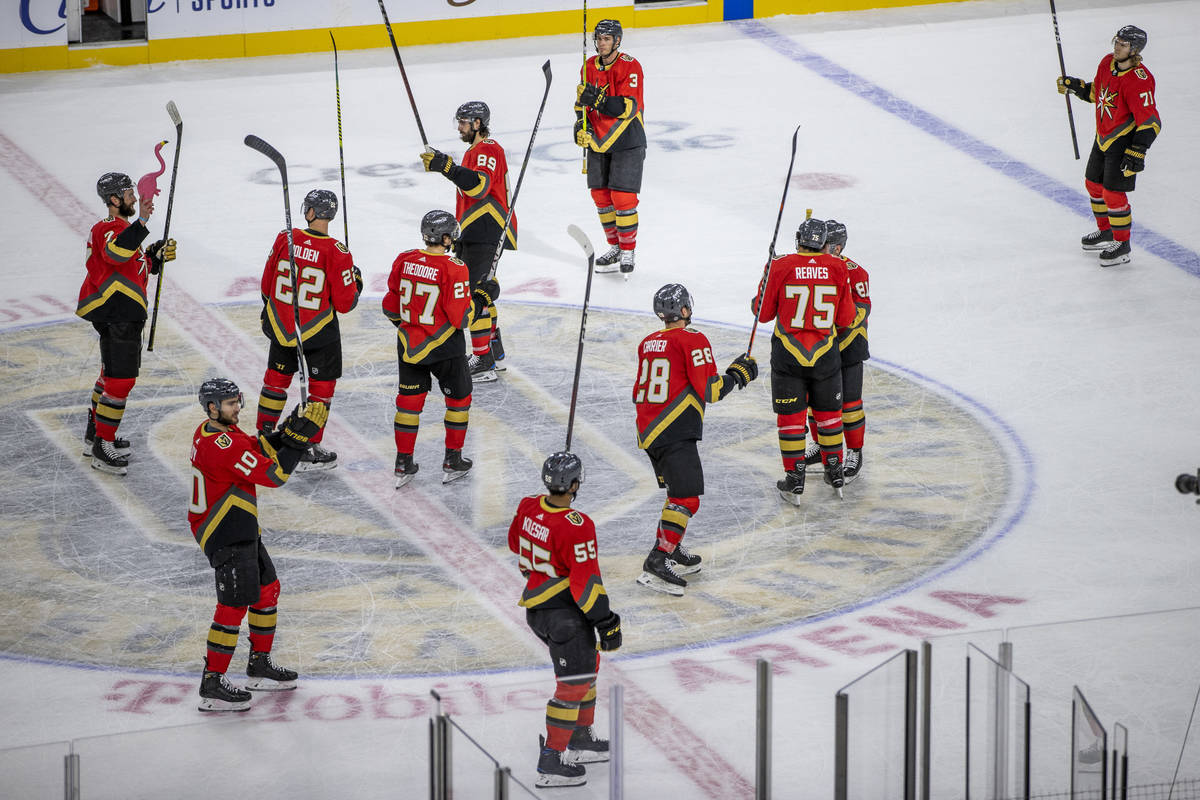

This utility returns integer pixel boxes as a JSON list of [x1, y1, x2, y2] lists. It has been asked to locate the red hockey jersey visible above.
[[837, 256, 871, 364], [76, 216, 152, 322], [633, 326, 734, 449], [578, 52, 646, 153], [456, 138, 516, 249], [757, 251, 854, 367], [188, 421, 291, 559], [507, 494, 612, 624], [382, 248, 471, 364], [259, 228, 359, 348], [1090, 54, 1161, 151]]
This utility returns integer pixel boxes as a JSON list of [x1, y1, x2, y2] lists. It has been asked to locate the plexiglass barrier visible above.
[[0, 739, 70, 798], [834, 648, 917, 800], [966, 644, 1030, 800]]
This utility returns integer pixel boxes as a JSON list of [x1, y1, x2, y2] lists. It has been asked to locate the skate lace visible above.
[[98, 440, 124, 459]]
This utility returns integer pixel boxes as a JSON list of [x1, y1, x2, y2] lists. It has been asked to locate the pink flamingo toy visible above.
[[137, 140, 169, 200]]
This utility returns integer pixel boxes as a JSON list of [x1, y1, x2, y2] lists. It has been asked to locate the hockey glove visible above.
[[421, 149, 454, 175], [1120, 144, 1146, 176], [573, 119, 592, 149], [474, 278, 500, 307], [1056, 76, 1092, 102], [578, 82, 606, 108], [352, 265, 364, 294], [146, 238, 176, 275], [725, 353, 758, 389], [595, 612, 622, 652], [279, 401, 329, 451]]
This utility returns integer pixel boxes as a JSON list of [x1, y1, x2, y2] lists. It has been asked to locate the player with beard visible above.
[[1058, 25, 1161, 267], [575, 19, 645, 275], [188, 378, 327, 711], [421, 101, 513, 383], [77, 172, 176, 475]]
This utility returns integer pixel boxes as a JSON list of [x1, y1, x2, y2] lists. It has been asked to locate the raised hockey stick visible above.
[[747, 123, 801, 356], [1048, 0, 1081, 160], [564, 224, 596, 453], [146, 101, 183, 352], [377, 0, 429, 149], [485, 59, 553, 283], [330, 31, 350, 246], [244, 134, 310, 405], [580, 0, 589, 175]]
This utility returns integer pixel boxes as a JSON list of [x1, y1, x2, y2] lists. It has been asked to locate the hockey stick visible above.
[[564, 224, 596, 453], [1048, 0, 1081, 160], [580, 0, 589, 175], [377, 0, 429, 149], [330, 31, 350, 247], [746, 123, 801, 356], [244, 134, 310, 404], [485, 59, 553, 283], [146, 101, 183, 352]]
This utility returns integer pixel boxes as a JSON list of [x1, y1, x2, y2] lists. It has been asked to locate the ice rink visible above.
[[1, 0, 1199, 796]]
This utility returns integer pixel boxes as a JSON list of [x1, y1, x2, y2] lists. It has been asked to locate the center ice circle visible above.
[[0, 302, 1016, 677]]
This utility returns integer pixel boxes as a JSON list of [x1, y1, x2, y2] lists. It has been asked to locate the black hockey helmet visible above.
[[455, 100, 491, 129], [594, 19, 623, 46], [653, 283, 693, 323], [198, 378, 243, 415], [1113, 25, 1148, 53], [796, 217, 828, 252], [302, 189, 338, 220], [421, 209, 461, 247], [96, 172, 133, 203], [824, 219, 848, 250], [542, 451, 584, 494]]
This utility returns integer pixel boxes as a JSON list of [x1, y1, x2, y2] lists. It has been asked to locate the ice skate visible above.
[[824, 454, 845, 498], [198, 669, 251, 712], [536, 740, 586, 788], [82, 417, 131, 458], [1080, 229, 1114, 251], [593, 245, 621, 273], [619, 248, 635, 278], [394, 452, 419, 488], [777, 468, 805, 505], [91, 437, 129, 476], [667, 541, 702, 576], [469, 351, 499, 383], [802, 439, 822, 471], [566, 725, 610, 764], [636, 547, 687, 596], [489, 327, 506, 371], [244, 650, 297, 691], [1098, 239, 1131, 267], [295, 443, 337, 472], [442, 448, 473, 483], [843, 448, 863, 483]]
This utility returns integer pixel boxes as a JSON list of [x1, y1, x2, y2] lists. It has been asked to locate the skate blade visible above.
[[394, 472, 417, 489], [198, 698, 251, 712], [442, 469, 471, 484], [1099, 255, 1130, 267], [778, 489, 803, 506], [91, 458, 128, 476], [535, 773, 587, 788], [835, 486, 844, 499], [471, 370, 499, 383], [636, 571, 685, 597], [669, 561, 702, 576], [244, 677, 297, 692], [593, 264, 620, 274], [295, 460, 338, 473], [843, 471, 860, 485], [565, 749, 610, 764]]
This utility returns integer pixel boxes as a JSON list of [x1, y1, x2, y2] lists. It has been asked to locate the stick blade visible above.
[[542, 59, 552, 81], [244, 134, 283, 162], [567, 224, 593, 259], [166, 100, 182, 127]]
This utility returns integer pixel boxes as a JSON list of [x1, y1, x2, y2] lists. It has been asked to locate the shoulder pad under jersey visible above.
[[620, 53, 634, 62], [336, 242, 349, 254], [566, 510, 585, 526], [1134, 67, 1149, 80]]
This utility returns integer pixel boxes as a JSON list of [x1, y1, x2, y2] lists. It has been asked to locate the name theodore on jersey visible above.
[[402, 260, 441, 281], [522, 516, 549, 543]]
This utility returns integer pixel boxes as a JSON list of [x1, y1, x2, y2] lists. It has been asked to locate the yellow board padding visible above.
[[756, 0, 959, 14]]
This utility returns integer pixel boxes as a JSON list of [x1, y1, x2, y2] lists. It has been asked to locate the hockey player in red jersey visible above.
[[383, 210, 475, 486], [77, 172, 176, 475], [188, 378, 328, 712], [255, 189, 361, 471], [1058, 25, 1161, 267], [507, 452, 622, 787], [633, 284, 758, 595], [803, 219, 872, 482], [420, 101, 513, 383], [755, 218, 855, 502], [575, 19, 645, 275]]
